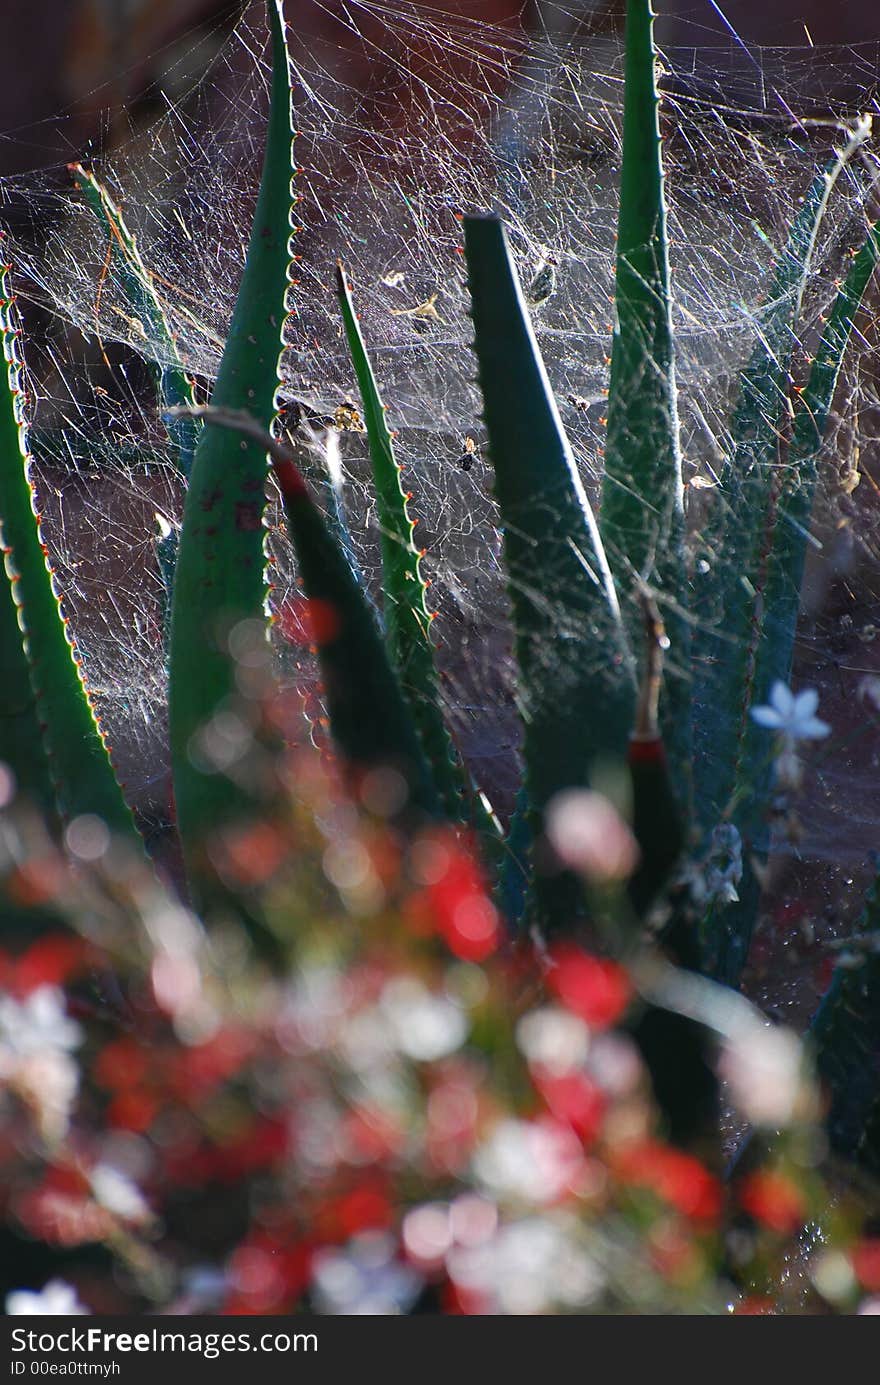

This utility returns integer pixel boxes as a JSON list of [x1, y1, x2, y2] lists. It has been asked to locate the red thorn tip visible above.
[[274, 457, 308, 500], [628, 736, 666, 765]]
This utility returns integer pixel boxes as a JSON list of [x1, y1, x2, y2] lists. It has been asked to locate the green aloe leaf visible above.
[[599, 0, 684, 605], [272, 446, 441, 818], [760, 220, 880, 680], [179, 406, 440, 818], [598, 0, 688, 804], [809, 879, 880, 1170], [0, 260, 135, 835], [690, 157, 858, 983], [464, 213, 633, 930], [70, 162, 200, 480], [335, 261, 472, 821], [71, 163, 200, 650], [0, 319, 55, 820], [168, 0, 294, 914]]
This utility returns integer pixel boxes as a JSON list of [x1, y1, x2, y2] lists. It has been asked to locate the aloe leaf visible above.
[[809, 880, 880, 1169], [0, 553, 53, 816], [70, 163, 200, 480], [168, 0, 294, 911], [273, 457, 441, 818], [335, 262, 474, 821], [71, 163, 201, 650], [180, 406, 440, 817], [0, 389, 55, 817], [760, 220, 880, 676], [597, 0, 689, 806], [689, 158, 855, 983], [724, 226, 880, 969], [464, 213, 633, 929], [0, 260, 135, 835], [599, 0, 683, 595]]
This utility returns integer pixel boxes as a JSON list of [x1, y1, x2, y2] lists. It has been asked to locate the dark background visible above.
[[3, 2, 879, 191]]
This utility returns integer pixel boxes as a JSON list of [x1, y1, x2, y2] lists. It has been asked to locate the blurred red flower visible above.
[[548, 946, 632, 1029]]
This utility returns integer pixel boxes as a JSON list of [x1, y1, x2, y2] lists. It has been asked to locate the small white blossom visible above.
[[545, 790, 639, 883], [447, 1216, 603, 1314], [6, 1280, 87, 1315], [168, 1266, 230, 1315], [311, 1233, 422, 1314], [380, 978, 467, 1063], [719, 1023, 813, 1127], [0, 986, 82, 1061], [0, 988, 83, 1142], [473, 1118, 584, 1205], [14, 1050, 80, 1143], [515, 1007, 590, 1074], [750, 682, 830, 742], [680, 823, 742, 908], [89, 1165, 151, 1222], [858, 675, 880, 712]]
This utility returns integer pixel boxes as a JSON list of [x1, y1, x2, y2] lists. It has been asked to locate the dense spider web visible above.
[[2, 1, 880, 1004]]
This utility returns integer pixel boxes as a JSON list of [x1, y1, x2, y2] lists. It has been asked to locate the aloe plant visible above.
[[2, 0, 880, 1183], [0, 260, 137, 838], [690, 149, 874, 984], [71, 163, 201, 648], [167, 0, 294, 930], [171, 403, 440, 821], [599, 0, 686, 774], [70, 163, 200, 482], [335, 262, 468, 821], [465, 213, 636, 928]]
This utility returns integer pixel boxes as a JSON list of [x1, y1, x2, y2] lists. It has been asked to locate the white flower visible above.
[[858, 675, 880, 712], [277, 966, 348, 1054], [13, 1050, 80, 1143], [679, 823, 742, 908], [0, 986, 82, 1062], [311, 1233, 422, 1314], [6, 1280, 87, 1315], [447, 1216, 603, 1314], [718, 1023, 813, 1127], [380, 978, 467, 1063], [544, 790, 639, 882], [515, 1007, 590, 1074], [0, 989, 83, 1142], [89, 1165, 151, 1222], [750, 682, 830, 742], [472, 1118, 584, 1205]]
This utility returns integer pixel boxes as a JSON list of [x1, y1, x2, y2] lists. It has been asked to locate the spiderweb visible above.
[[2, 0, 880, 1015]]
